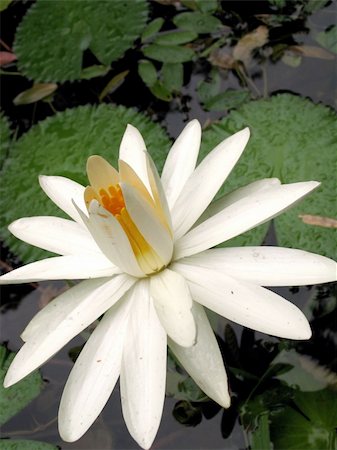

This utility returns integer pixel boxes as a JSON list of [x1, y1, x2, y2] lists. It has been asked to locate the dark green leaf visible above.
[[0, 440, 58, 450], [138, 60, 157, 87], [0, 105, 170, 262], [172, 400, 202, 426], [303, 0, 330, 13], [162, 62, 184, 92], [315, 25, 337, 54], [150, 80, 172, 101], [0, 112, 11, 168], [14, 0, 149, 82], [154, 30, 198, 45], [194, 0, 219, 13], [0, 346, 44, 425], [80, 65, 110, 80], [204, 89, 250, 111], [141, 17, 164, 42], [0, 439, 58, 450], [173, 11, 222, 34], [250, 412, 271, 450], [143, 44, 195, 63], [201, 94, 337, 257], [197, 68, 221, 104]]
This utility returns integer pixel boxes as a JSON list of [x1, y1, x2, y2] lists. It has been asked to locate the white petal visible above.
[[8, 216, 101, 256], [39, 175, 87, 224], [150, 269, 196, 347], [59, 287, 134, 442], [161, 120, 201, 209], [121, 183, 173, 265], [171, 128, 250, 239], [119, 124, 151, 194], [120, 280, 167, 450], [86, 155, 119, 193], [4, 274, 135, 387], [0, 255, 119, 284], [169, 302, 230, 408], [180, 247, 337, 286], [175, 181, 320, 259], [172, 264, 312, 340], [196, 178, 281, 225], [76, 200, 144, 278]]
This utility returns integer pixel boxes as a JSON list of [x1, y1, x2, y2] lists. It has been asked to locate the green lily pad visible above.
[[270, 388, 337, 450], [14, 0, 148, 82], [201, 94, 337, 258], [0, 440, 57, 450], [0, 112, 11, 168], [0, 346, 43, 425], [0, 105, 170, 263]]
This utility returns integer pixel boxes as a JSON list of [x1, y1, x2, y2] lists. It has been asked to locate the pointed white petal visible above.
[[39, 176, 87, 224], [120, 280, 167, 450], [169, 302, 230, 408], [8, 217, 101, 256], [59, 287, 134, 442], [172, 264, 312, 340], [4, 274, 135, 387], [77, 200, 144, 278], [119, 124, 151, 194], [0, 255, 119, 284], [161, 120, 201, 209], [196, 178, 281, 225], [180, 247, 337, 286], [121, 183, 173, 265], [171, 128, 250, 239], [150, 269, 196, 347], [86, 155, 119, 193], [175, 181, 320, 259]]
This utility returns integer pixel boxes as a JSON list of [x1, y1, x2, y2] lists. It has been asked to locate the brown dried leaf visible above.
[[289, 45, 335, 60], [209, 48, 235, 69], [13, 83, 58, 105], [0, 51, 17, 66], [233, 25, 269, 65], [299, 214, 337, 229]]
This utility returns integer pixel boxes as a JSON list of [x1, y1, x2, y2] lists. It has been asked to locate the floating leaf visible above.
[[203, 89, 250, 112], [13, 83, 58, 105], [143, 43, 195, 63], [162, 62, 184, 92], [14, 0, 148, 82], [0, 440, 57, 450], [0, 346, 43, 425], [99, 70, 129, 101], [154, 30, 198, 46], [173, 11, 222, 34], [233, 26, 269, 66], [150, 80, 172, 101], [141, 17, 164, 42], [0, 51, 16, 66], [270, 389, 337, 450], [138, 60, 157, 87], [0, 105, 170, 262], [315, 25, 337, 54], [80, 65, 110, 80], [197, 68, 221, 104], [201, 94, 337, 256], [0, 0, 12, 12], [0, 112, 11, 168]]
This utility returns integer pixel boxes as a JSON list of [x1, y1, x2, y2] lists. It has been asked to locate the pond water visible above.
[[0, 1, 336, 450]]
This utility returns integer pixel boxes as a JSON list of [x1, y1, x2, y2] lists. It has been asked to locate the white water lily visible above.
[[1, 120, 336, 449]]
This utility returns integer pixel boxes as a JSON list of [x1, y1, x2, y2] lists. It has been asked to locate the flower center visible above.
[[97, 184, 165, 275]]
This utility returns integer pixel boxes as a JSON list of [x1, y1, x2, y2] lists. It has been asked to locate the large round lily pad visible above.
[[14, 0, 149, 82], [0, 113, 11, 169], [201, 94, 337, 258], [0, 105, 170, 262]]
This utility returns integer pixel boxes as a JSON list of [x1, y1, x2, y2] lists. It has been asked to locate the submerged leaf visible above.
[[99, 70, 129, 101], [173, 11, 222, 34], [13, 83, 58, 105], [162, 62, 184, 92], [80, 65, 110, 80]]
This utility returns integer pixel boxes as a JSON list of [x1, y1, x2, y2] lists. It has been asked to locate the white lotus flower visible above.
[[1, 121, 336, 449]]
